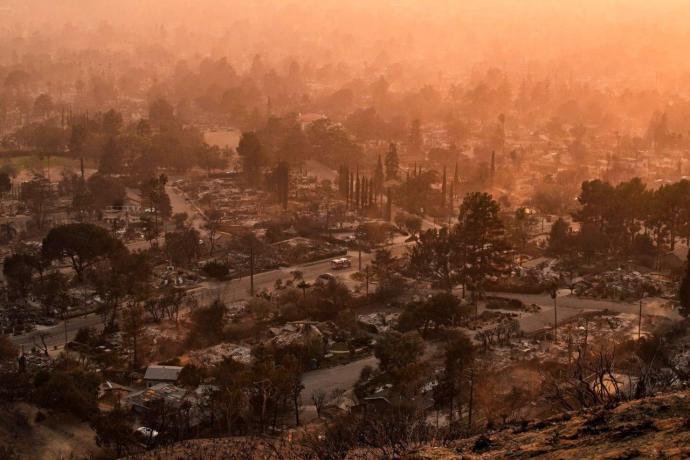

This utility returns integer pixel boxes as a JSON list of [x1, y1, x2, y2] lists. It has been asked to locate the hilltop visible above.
[[414, 391, 690, 459], [125, 390, 690, 459]]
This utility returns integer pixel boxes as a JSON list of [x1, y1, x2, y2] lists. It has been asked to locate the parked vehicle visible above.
[[317, 273, 336, 282], [330, 257, 352, 269]]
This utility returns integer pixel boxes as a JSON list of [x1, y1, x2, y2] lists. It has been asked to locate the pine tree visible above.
[[274, 161, 289, 210], [349, 172, 354, 209], [409, 118, 422, 153], [359, 177, 369, 209], [338, 165, 349, 199], [355, 169, 360, 211], [385, 143, 399, 181], [449, 182, 454, 212], [374, 154, 384, 200]]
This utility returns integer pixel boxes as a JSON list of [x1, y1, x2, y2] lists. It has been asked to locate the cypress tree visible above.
[[441, 165, 447, 209]]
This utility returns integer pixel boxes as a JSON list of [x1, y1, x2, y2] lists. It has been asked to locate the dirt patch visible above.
[[0, 402, 101, 460]]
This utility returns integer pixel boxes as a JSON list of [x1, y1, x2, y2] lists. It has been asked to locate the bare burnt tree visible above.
[[542, 345, 626, 411], [301, 402, 431, 459]]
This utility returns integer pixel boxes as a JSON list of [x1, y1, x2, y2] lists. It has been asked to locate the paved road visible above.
[[301, 355, 379, 402], [486, 292, 681, 334], [191, 244, 396, 306], [300, 341, 438, 404], [167, 184, 206, 233], [9, 243, 402, 349], [11, 313, 105, 350]]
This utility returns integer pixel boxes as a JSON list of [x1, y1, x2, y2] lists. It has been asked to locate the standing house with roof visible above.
[[144, 365, 183, 388]]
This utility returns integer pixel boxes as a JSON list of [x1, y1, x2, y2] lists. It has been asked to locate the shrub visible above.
[[203, 261, 230, 280]]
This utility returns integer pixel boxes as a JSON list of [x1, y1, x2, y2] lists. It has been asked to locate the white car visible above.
[[136, 427, 159, 439], [330, 257, 352, 269]]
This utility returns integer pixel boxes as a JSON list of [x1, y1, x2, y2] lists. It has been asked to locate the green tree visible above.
[[34, 369, 99, 420], [86, 174, 126, 212], [371, 248, 402, 297], [98, 136, 125, 174], [0, 172, 11, 196], [164, 227, 201, 267], [0, 334, 18, 362], [101, 109, 124, 136], [305, 119, 363, 168], [3, 253, 35, 301], [141, 174, 172, 235], [91, 407, 135, 457], [384, 143, 399, 181], [198, 145, 229, 176], [33, 94, 54, 118], [423, 292, 465, 330], [42, 223, 124, 281], [21, 176, 55, 229], [408, 227, 455, 290], [32, 271, 70, 316], [204, 209, 222, 256], [548, 218, 571, 255], [398, 293, 468, 334], [186, 300, 227, 348], [149, 98, 177, 131], [373, 154, 385, 202], [577, 222, 608, 262], [246, 297, 275, 322], [434, 331, 475, 423], [409, 119, 423, 153], [454, 192, 508, 307], [374, 330, 425, 373], [122, 303, 146, 368], [89, 251, 152, 329], [395, 211, 422, 238], [237, 131, 264, 187]]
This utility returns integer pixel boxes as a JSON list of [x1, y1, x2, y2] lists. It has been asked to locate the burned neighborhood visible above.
[[1, 1, 690, 459]]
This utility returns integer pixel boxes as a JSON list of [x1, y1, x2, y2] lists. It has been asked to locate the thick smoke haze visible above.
[[3, 0, 690, 89], [3, 3, 690, 459]]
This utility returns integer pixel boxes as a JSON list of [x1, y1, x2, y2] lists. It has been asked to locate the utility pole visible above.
[[638, 298, 642, 340], [468, 367, 474, 430], [550, 287, 558, 344], [554, 296, 557, 343], [365, 265, 370, 296], [250, 245, 255, 296], [638, 285, 645, 340]]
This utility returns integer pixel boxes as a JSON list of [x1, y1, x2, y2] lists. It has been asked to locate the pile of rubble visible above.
[[187, 343, 252, 367], [178, 177, 269, 228], [0, 305, 39, 334], [156, 266, 203, 288], [572, 270, 671, 301], [268, 321, 327, 348], [271, 237, 347, 266], [357, 312, 399, 333]]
